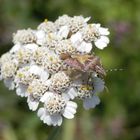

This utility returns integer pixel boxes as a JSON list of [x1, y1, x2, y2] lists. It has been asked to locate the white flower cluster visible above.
[[0, 15, 110, 126]]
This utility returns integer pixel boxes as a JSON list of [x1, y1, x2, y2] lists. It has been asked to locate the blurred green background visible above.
[[0, 0, 140, 140]]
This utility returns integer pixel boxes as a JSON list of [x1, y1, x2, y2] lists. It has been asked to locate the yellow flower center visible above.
[[81, 85, 93, 91], [44, 19, 48, 23]]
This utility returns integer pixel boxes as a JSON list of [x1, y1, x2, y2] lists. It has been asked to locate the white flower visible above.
[[27, 79, 49, 111], [93, 24, 110, 49], [72, 76, 104, 110], [13, 29, 37, 44], [0, 60, 17, 90], [43, 51, 62, 74], [82, 77, 105, 110], [15, 67, 34, 97], [69, 16, 90, 33], [33, 47, 49, 65], [38, 92, 77, 126], [94, 36, 110, 49], [49, 71, 71, 92], [15, 46, 37, 66], [37, 20, 56, 33], [1, 61, 17, 79], [15, 49, 31, 66], [0, 15, 110, 126], [55, 15, 71, 29], [15, 65, 49, 97], [80, 23, 110, 50], [55, 39, 77, 55], [76, 84, 101, 110], [70, 32, 92, 53], [45, 33, 61, 49], [0, 53, 12, 64], [10, 43, 38, 54]]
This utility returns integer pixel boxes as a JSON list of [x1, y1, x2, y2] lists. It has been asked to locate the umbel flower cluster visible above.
[[0, 15, 110, 126]]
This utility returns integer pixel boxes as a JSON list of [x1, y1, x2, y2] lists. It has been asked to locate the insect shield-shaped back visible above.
[[60, 53, 106, 77]]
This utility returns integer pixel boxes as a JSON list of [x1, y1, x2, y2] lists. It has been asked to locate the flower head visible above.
[[37, 20, 56, 33], [55, 40, 77, 55], [13, 29, 37, 44], [55, 15, 71, 29], [43, 51, 63, 74], [38, 92, 77, 126], [27, 79, 49, 111], [49, 71, 71, 93], [69, 16, 90, 33], [0, 15, 110, 126]]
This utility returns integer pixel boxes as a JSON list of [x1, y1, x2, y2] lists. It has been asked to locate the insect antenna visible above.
[[106, 68, 124, 73]]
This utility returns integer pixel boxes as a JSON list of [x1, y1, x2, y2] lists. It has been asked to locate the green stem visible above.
[[47, 127, 61, 140]]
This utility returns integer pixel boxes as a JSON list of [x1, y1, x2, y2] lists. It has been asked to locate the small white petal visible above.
[[84, 17, 91, 22], [36, 30, 46, 45], [95, 39, 107, 49], [95, 35, 109, 49], [70, 32, 82, 45], [27, 97, 39, 111], [38, 109, 50, 124], [93, 95, 100, 105], [93, 77, 105, 93], [40, 114, 46, 121], [63, 101, 77, 119], [10, 44, 21, 53], [67, 101, 77, 109], [29, 65, 49, 80], [63, 110, 74, 119], [65, 106, 76, 114], [83, 95, 100, 110], [57, 26, 70, 39], [30, 65, 45, 76], [50, 115, 62, 126], [66, 87, 78, 100], [29, 65, 41, 75], [37, 108, 45, 117], [24, 43, 38, 51], [77, 41, 92, 53], [84, 42, 92, 53], [16, 84, 28, 97], [40, 70, 49, 81], [44, 115, 52, 125], [99, 27, 110, 35], [100, 36, 110, 44], [4, 78, 15, 90], [61, 93, 69, 101], [94, 23, 101, 28], [40, 92, 54, 103]]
